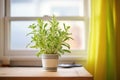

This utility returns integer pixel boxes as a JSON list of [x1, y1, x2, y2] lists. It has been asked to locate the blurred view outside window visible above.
[[9, 0, 87, 51], [11, 0, 84, 17]]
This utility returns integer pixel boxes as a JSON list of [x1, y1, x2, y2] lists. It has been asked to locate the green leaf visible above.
[[62, 42, 70, 49]]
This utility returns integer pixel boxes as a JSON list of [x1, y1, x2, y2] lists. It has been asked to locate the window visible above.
[[1, 0, 89, 65]]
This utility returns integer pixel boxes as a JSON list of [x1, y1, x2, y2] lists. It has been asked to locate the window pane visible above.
[[10, 0, 84, 17], [10, 21, 34, 50], [59, 21, 85, 50], [10, 21, 85, 50]]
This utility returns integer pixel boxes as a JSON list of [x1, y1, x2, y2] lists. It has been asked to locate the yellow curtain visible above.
[[86, 0, 117, 80], [115, 0, 120, 80]]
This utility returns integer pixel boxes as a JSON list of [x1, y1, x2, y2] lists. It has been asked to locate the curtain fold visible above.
[[115, 0, 120, 80], [86, 0, 117, 80], [106, 0, 116, 80]]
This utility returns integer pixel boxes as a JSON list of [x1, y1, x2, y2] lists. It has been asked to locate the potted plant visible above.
[[27, 15, 72, 72]]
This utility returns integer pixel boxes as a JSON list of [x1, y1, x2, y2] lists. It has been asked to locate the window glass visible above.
[[10, 21, 85, 50], [10, 0, 84, 17], [10, 21, 34, 50]]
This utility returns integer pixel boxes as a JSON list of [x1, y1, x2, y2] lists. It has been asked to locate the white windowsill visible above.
[[0, 56, 87, 67]]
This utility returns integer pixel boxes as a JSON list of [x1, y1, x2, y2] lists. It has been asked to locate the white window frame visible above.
[[0, 0, 5, 59], [0, 0, 89, 66]]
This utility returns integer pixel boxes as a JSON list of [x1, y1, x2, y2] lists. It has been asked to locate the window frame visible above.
[[0, 0, 5, 58], [0, 0, 90, 66]]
